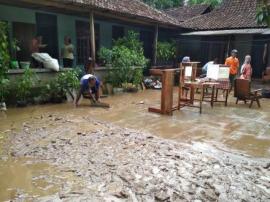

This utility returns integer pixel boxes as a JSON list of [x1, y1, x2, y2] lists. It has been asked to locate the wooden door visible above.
[[12, 22, 36, 61]]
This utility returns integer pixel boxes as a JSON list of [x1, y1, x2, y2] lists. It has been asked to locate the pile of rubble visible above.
[[7, 114, 270, 201]]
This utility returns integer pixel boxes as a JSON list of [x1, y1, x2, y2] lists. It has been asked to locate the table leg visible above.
[[190, 86, 195, 104], [225, 89, 229, 106], [200, 86, 203, 114], [211, 85, 215, 108], [215, 89, 219, 101]]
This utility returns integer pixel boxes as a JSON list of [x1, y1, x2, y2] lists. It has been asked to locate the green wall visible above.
[[0, 5, 35, 23]]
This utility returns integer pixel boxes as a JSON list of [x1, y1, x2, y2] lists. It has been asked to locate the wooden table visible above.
[[148, 68, 178, 115], [178, 81, 204, 113], [179, 81, 219, 113], [201, 82, 220, 108]]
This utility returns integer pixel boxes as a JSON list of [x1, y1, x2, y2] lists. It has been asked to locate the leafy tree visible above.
[[0, 21, 10, 77], [100, 31, 149, 87], [157, 41, 176, 61], [0, 21, 11, 103], [143, 0, 183, 9], [188, 0, 222, 7], [256, 0, 270, 27]]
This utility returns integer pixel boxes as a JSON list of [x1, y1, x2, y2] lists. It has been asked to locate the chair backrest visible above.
[[180, 62, 198, 82], [234, 79, 251, 99]]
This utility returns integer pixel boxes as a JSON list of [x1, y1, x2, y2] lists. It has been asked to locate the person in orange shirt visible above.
[[225, 49, 239, 91]]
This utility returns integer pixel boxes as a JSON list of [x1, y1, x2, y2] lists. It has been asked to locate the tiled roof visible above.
[[165, 4, 211, 22], [57, 0, 182, 26], [181, 0, 266, 30]]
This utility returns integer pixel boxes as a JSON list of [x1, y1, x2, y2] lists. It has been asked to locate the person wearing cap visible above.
[[225, 49, 239, 91], [75, 74, 100, 107]]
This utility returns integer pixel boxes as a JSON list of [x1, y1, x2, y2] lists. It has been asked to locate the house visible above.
[[0, 0, 183, 71], [1, 0, 269, 79], [178, 0, 270, 78]]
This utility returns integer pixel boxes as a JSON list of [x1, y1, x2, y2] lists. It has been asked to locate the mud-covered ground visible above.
[[3, 112, 270, 202]]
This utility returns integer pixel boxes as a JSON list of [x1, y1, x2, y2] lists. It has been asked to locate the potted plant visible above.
[[122, 82, 138, 92], [16, 68, 38, 107]]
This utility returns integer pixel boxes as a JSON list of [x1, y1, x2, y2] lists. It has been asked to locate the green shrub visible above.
[[113, 31, 144, 54], [103, 31, 148, 87], [41, 69, 81, 102], [98, 47, 112, 65], [16, 68, 39, 101], [0, 78, 9, 102], [157, 41, 176, 62], [58, 69, 81, 91], [0, 21, 10, 76], [0, 21, 11, 103]]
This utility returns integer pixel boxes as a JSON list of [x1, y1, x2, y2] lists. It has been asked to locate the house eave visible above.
[[0, 0, 182, 29], [181, 28, 270, 36]]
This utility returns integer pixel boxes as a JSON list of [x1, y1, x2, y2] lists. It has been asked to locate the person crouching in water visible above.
[[75, 74, 100, 107]]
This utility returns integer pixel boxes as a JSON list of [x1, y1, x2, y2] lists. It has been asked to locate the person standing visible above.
[[225, 49, 239, 91], [202, 57, 219, 76], [182, 56, 191, 63], [30, 36, 47, 68], [240, 55, 252, 80], [62, 36, 74, 68]]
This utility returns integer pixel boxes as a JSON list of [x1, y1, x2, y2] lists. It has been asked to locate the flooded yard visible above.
[[0, 89, 270, 201]]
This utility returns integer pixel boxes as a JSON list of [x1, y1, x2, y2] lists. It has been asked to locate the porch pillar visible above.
[[152, 24, 159, 66], [226, 36, 232, 58], [89, 10, 96, 73]]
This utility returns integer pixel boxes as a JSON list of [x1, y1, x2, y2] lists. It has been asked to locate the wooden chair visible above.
[[179, 62, 199, 98], [178, 62, 204, 113], [234, 79, 262, 108]]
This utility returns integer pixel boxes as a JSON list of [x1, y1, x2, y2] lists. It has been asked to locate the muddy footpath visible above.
[[0, 112, 269, 202]]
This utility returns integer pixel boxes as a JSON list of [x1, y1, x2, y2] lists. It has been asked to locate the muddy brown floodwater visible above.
[[0, 89, 270, 201], [0, 158, 58, 201]]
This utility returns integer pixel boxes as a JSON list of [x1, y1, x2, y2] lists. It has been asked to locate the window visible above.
[[76, 21, 100, 65], [112, 26, 124, 41]]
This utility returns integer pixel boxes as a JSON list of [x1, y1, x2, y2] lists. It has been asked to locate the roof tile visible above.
[[181, 0, 265, 30], [62, 0, 181, 26], [165, 4, 211, 22]]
